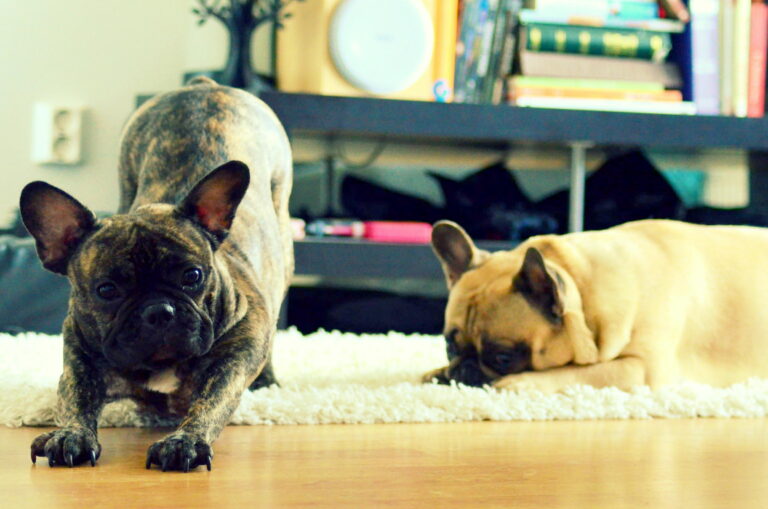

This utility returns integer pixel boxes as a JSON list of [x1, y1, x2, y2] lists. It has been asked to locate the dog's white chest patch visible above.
[[145, 368, 181, 394]]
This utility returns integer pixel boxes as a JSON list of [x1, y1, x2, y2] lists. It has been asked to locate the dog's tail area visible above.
[[186, 75, 219, 87]]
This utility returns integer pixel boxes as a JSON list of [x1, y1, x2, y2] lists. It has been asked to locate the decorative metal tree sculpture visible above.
[[193, 0, 304, 92]]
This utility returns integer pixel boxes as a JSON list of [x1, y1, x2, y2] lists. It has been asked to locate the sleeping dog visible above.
[[424, 219, 768, 392]]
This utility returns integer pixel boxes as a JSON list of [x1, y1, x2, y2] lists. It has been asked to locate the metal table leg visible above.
[[324, 155, 337, 216], [568, 142, 592, 233]]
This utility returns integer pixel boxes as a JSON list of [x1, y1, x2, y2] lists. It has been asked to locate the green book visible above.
[[509, 76, 665, 91], [523, 23, 672, 61]]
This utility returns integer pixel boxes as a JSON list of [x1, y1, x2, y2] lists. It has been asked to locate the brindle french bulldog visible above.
[[424, 219, 768, 392], [20, 77, 293, 472]]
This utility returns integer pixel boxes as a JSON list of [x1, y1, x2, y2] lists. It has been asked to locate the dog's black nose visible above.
[[451, 357, 491, 387], [141, 302, 176, 328]]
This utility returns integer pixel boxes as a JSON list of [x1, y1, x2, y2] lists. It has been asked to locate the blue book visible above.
[[519, 9, 686, 33], [527, 0, 659, 20], [669, 0, 720, 115]]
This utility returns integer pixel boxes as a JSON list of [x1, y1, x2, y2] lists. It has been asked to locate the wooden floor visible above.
[[3, 419, 768, 508]]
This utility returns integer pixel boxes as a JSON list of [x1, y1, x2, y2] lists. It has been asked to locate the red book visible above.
[[658, 0, 691, 22], [748, 0, 768, 118]]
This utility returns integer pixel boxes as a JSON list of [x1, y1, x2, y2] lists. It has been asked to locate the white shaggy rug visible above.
[[3, 328, 768, 428]]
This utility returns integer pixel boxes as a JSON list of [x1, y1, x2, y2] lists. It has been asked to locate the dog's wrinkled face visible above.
[[67, 209, 216, 371], [441, 256, 576, 386], [19, 161, 250, 374], [431, 221, 593, 387]]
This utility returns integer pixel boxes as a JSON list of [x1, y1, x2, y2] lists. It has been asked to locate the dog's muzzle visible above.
[[140, 300, 176, 330], [446, 356, 492, 387], [101, 293, 213, 371]]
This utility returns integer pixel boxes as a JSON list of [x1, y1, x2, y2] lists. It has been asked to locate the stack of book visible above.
[[451, 0, 768, 117], [680, 0, 766, 117], [507, 0, 696, 114]]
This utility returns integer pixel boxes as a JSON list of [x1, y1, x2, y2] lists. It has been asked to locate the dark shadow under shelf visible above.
[[295, 237, 514, 280]]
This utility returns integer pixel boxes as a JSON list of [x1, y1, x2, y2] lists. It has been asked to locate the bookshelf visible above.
[[261, 91, 768, 149], [260, 91, 768, 280]]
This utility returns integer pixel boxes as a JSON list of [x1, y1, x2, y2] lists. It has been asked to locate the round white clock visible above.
[[328, 0, 435, 95]]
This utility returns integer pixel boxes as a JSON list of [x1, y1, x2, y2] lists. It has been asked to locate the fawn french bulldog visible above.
[[425, 219, 768, 393]]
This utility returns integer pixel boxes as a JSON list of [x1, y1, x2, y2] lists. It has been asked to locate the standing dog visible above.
[[20, 77, 293, 472], [424, 219, 768, 392]]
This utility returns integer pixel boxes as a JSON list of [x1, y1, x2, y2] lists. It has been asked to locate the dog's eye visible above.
[[96, 282, 120, 301], [181, 268, 203, 289], [445, 329, 460, 359], [446, 340, 459, 360], [484, 342, 532, 374]]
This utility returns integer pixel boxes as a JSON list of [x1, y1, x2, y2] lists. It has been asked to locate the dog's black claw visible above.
[[147, 433, 212, 472], [30, 428, 100, 469]]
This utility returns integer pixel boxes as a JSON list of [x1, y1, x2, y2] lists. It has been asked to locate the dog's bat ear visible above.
[[431, 220, 490, 288], [19, 181, 97, 275], [513, 247, 564, 325], [179, 160, 250, 243]]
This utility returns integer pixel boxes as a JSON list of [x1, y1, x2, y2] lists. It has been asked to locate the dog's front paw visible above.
[[492, 373, 539, 392], [146, 432, 212, 472], [421, 366, 451, 384], [30, 427, 101, 467]]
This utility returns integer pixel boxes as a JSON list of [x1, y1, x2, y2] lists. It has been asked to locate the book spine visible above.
[[732, 0, 752, 117], [519, 9, 687, 32], [453, 0, 481, 103], [615, 0, 661, 19], [509, 86, 683, 101], [472, 0, 501, 103], [747, 0, 767, 117], [513, 96, 698, 114], [524, 23, 672, 60], [518, 48, 683, 87], [529, 0, 659, 19], [493, 0, 523, 103], [658, 0, 692, 21], [481, 0, 510, 103], [509, 75, 665, 90], [719, 0, 735, 115], [690, 0, 721, 115], [460, 0, 495, 103]]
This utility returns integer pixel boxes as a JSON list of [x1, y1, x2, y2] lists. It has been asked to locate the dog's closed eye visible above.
[[482, 342, 532, 374], [445, 329, 460, 360]]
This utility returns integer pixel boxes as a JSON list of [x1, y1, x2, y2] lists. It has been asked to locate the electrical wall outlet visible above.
[[31, 103, 84, 165]]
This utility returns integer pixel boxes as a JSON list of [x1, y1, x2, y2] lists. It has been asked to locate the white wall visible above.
[[0, 0, 272, 225]]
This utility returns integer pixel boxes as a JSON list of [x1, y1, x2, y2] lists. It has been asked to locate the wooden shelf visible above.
[[260, 91, 768, 150]]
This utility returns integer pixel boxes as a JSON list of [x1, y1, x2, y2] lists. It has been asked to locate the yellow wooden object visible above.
[[276, 0, 457, 101]]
